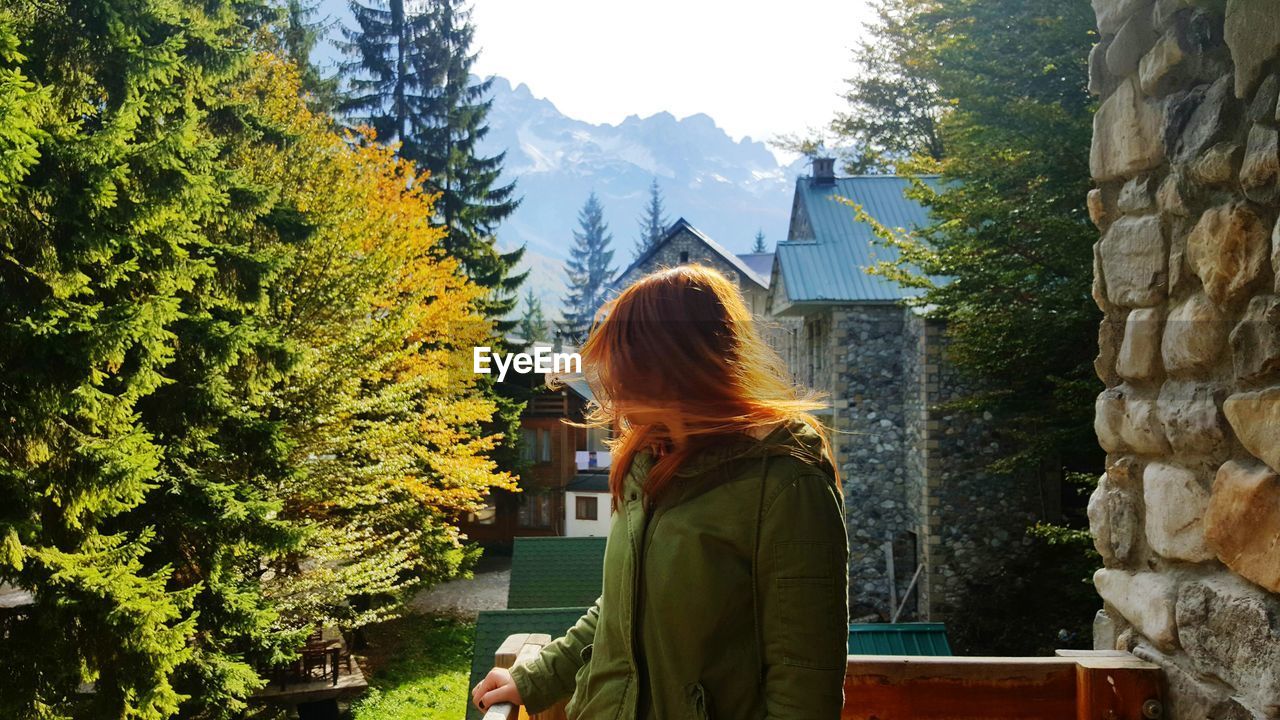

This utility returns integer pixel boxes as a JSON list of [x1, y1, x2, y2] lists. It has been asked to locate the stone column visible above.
[[1088, 0, 1280, 717]]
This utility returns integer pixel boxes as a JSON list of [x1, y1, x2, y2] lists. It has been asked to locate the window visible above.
[[575, 496, 598, 521], [679, 251, 689, 263], [519, 428, 536, 462], [518, 493, 554, 529], [540, 428, 552, 463], [805, 317, 827, 387]]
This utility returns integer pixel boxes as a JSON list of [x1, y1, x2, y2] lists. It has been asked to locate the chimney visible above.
[[812, 156, 836, 184]]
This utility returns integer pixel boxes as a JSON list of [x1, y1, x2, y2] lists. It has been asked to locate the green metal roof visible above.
[[847, 622, 953, 656], [467, 607, 589, 720], [777, 175, 939, 304], [507, 537, 606, 609]]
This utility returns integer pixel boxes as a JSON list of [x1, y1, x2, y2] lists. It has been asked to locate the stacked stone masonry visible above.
[[829, 306, 1046, 621], [1088, 0, 1280, 717]]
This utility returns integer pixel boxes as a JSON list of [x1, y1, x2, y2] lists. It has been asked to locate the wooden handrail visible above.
[[843, 650, 1162, 719], [482, 633, 559, 720], [484, 636, 1163, 720]]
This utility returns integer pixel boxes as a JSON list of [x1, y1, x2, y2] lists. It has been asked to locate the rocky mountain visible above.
[[480, 77, 804, 315], [308, 9, 804, 315], [481, 79, 798, 313], [483, 77, 800, 257]]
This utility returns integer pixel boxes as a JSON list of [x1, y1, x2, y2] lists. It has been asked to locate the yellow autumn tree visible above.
[[227, 54, 515, 629]]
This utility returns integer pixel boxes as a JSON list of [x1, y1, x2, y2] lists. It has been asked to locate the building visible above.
[[613, 217, 773, 316], [564, 471, 610, 537], [603, 174, 1050, 622], [610, 216, 802, 368], [767, 160, 1053, 621], [459, 346, 609, 545]]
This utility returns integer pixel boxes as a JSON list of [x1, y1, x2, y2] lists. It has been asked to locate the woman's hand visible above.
[[471, 667, 523, 712]]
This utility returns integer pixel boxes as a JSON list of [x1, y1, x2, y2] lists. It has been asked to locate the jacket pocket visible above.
[[571, 645, 594, 698], [774, 539, 846, 672], [686, 681, 711, 720], [777, 576, 847, 671], [565, 646, 593, 720]]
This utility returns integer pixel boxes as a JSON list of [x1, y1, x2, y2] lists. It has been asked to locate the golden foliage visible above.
[[227, 54, 515, 627]]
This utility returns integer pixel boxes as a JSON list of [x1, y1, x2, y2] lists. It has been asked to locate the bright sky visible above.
[[468, 0, 876, 145]]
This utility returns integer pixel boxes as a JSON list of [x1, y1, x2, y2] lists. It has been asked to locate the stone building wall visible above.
[[830, 305, 919, 619], [913, 311, 1050, 622], [613, 226, 768, 315], [827, 305, 1045, 622], [898, 311, 1049, 623], [1087, 0, 1280, 717]]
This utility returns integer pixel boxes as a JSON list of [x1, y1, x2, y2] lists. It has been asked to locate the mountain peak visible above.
[[479, 75, 794, 315]]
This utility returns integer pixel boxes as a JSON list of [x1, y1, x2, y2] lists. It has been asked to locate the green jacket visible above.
[[510, 421, 849, 720]]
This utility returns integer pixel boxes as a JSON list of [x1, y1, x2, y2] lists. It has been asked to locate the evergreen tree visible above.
[[0, 8, 512, 716], [634, 178, 669, 258], [752, 229, 768, 253], [0, 3, 258, 716], [339, 0, 432, 148], [518, 289, 551, 343], [341, 0, 525, 496], [839, 0, 1100, 654], [562, 193, 617, 342], [341, 0, 524, 328], [280, 0, 341, 111]]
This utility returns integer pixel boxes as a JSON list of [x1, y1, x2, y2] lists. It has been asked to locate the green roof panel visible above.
[[467, 607, 589, 720], [848, 622, 953, 656], [778, 175, 941, 304], [507, 537, 606, 609]]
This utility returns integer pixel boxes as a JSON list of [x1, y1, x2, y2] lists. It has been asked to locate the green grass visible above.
[[350, 614, 476, 720]]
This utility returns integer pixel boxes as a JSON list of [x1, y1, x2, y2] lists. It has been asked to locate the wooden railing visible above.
[[481, 633, 565, 720], [481, 635, 1164, 720]]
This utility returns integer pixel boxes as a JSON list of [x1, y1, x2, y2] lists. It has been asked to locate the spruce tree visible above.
[[0, 2, 261, 716], [280, 0, 341, 111], [752, 229, 768, 253], [562, 193, 617, 342], [340, 0, 432, 148], [634, 178, 669, 258], [342, 0, 524, 328], [518, 289, 551, 344]]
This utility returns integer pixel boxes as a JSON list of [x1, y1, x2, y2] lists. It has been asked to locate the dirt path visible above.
[[409, 555, 510, 618]]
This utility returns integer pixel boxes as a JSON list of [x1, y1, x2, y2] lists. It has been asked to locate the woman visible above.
[[472, 265, 849, 719]]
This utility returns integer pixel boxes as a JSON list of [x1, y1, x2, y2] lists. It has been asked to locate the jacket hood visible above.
[[671, 418, 833, 478]]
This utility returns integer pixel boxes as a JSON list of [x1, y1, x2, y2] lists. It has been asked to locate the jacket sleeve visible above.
[[757, 468, 849, 719], [508, 600, 599, 713]]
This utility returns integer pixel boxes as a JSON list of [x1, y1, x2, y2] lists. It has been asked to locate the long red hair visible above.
[[574, 264, 832, 507]]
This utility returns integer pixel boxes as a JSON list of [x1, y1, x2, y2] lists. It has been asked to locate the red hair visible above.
[[573, 264, 832, 507]]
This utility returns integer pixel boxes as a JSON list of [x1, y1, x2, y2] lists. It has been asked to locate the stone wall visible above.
[[1088, 0, 1280, 717], [908, 312, 1050, 623], [613, 225, 768, 315], [830, 304, 919, 618], [826, 305, 1045, 622]]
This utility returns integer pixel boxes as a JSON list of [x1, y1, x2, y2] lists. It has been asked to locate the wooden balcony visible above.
[[480, 634, 1164, 720]]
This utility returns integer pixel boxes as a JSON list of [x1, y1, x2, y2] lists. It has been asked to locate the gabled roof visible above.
[[467, 607, 590, 720], [616, 218, 769, 290], [775, 175, 938, 305], [561, 377, 594, 405], [507, 536, 606, 609]]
